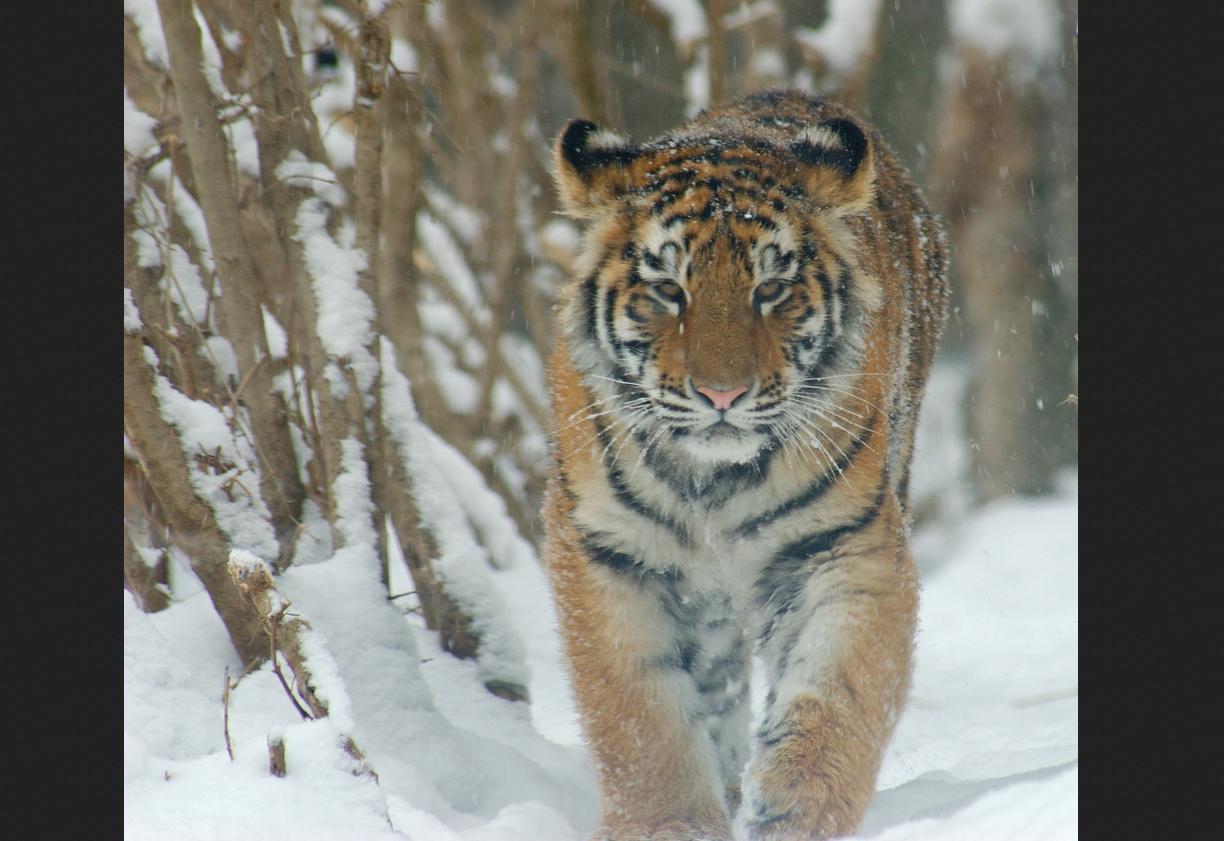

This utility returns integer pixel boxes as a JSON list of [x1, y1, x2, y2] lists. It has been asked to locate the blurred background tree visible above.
[[124, 0, 1077, 674]]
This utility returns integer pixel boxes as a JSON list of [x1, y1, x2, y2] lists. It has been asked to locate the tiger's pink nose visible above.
[[695, 383, 749, 411]]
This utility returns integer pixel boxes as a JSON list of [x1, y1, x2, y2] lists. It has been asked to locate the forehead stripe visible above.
[[602, 284, 622, 353], [582, 274, 599, 342], [834, 262, 852, 332], [641, 250, 665, 271]]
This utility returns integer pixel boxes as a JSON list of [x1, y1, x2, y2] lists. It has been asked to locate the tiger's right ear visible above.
[[552, 119, 639, 218], [790, 117, 876, 215]]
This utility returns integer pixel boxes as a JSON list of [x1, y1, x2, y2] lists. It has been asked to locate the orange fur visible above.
[[543, 91, 948, 840]]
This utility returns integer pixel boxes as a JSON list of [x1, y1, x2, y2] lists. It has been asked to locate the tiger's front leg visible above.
[[743, 512, 918, 841], [546, 519, 734, 841]]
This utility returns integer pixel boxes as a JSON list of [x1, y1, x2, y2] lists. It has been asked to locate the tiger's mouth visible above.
[[674, 415, 770, 464]]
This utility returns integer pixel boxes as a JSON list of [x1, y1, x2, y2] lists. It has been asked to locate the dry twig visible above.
[[223, 667, 235, 760], [268, 734, 287, 777], [227, 557, 376, 779]]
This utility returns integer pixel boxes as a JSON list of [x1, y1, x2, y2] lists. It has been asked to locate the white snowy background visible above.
[[124, 0, 1075, 836], [124, 361, 1077, 840]]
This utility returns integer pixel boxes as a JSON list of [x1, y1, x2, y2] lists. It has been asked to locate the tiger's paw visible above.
[[742, 808, 858, 841], [591, 817, 734, 841]]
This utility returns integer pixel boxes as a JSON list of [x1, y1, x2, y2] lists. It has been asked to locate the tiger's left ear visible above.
[[790, 118, 876, 215], [552, 119, 640, 219]]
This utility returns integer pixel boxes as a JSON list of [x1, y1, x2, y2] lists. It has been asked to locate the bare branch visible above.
[[123, 317, 268, 666], [223, 668, 235, 761], [155, 0, 305, 561], [706, 0, 729, 106]]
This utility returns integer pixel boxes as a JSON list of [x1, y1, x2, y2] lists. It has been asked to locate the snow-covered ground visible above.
[[124, 364, 1078, 840]]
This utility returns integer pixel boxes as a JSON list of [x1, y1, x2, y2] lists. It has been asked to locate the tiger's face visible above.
[[553, 118, 882, 465]]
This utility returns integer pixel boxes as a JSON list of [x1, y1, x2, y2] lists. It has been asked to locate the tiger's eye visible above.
[[754, 280, 786, 305], [654, 281, 685, 303]]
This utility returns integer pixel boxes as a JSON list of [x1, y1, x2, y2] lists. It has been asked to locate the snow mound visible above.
[[125, 467, 1076, 838]]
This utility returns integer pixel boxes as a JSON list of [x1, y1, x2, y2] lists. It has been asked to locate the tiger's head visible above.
[[551, 110, 884, 466]]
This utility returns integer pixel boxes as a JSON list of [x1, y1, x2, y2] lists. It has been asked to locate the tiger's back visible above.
[[543, 90, 948, 841]]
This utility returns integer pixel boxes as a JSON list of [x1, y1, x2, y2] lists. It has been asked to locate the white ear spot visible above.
[[585, 129, 631, 151], [796, 125, 844, 151]]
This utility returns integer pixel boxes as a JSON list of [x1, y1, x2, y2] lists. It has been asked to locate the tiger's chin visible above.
[[676, 423, 767, 464]]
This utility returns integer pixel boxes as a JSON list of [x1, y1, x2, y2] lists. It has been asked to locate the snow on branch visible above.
[[278, 146, 383, 442], [146, 161, 216, 276], [124, 88, 158, 158], [950, 0, 1059, 64], [683, 45, 711, 117], [630, 0, 713, 116], [790, 0, 884, 109], [192, 4, 227, 99], [795, 0, 883, 77], [332, 437, 379, 552], [127, 177, 215, 330], [720, 0, 778, 32], [125, 288, 142, 333], [416, 209, 490, 327], [277, 152, 349, 208], [646, 0, 708, 54], [290, 193, 380, 402], [414, 421, 537, 573], [124, 0, 169, 67], [380, 339, 530, 698], [152, 362, 280, 563]]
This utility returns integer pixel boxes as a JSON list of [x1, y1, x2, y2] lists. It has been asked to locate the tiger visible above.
[[541, 89, 949, 841]]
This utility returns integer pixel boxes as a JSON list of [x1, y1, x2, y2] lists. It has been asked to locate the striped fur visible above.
[[543, 91, 949, 841]]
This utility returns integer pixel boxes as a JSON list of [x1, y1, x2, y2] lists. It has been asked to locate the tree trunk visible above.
[[930, 44, 1076, 500], [155, 0, 305, 560], [379, 74, 450, 433]]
